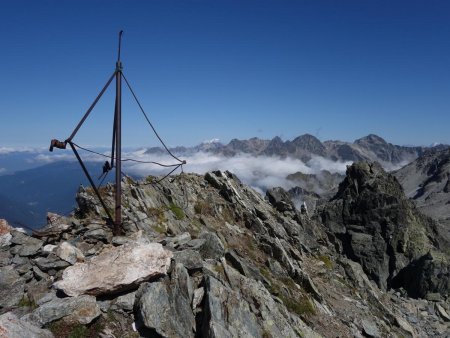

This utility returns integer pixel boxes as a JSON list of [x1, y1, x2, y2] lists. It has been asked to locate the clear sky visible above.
[[1, 0, 449, 148]]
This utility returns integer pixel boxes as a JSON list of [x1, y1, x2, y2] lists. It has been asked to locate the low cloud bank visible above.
[[124, 151, 352, 194], [33, 149, 352, 194]]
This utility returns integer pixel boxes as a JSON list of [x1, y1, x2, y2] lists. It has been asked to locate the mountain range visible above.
[[146, 133, 446, 165]]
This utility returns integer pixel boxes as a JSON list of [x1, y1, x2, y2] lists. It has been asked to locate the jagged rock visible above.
[[55, 241, 84, 264], [198, 231, 225, 260], [135, 263, 195, 337], [320, 161, 449, 297], [173, 249, 203, 271], [266, 187, 296, 213], [0, 266, 25, 308], [54, 242, 172, 296], [0, 312, 54, 338], [23, 295, 101, 327]]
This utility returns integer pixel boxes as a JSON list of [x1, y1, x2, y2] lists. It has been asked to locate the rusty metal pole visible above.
[[114, 31, 123, 234]]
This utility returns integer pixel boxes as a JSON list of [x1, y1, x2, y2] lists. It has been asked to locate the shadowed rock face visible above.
[[319, 161, 450, 297]]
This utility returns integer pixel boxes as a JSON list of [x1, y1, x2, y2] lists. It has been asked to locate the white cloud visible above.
[[122, 151, 351, 193]]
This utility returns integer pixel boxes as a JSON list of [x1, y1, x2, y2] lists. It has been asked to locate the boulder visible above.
[[23, 295, 101, 327], [54, 242, 172, 296], [266, 187, 296, 213], [0, 312, 54, 338], [135, 263, 195, 337]]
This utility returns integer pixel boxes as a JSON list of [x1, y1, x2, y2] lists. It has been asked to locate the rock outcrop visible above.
[[0, 167, 449, 337], [319, 161, 450, 298]]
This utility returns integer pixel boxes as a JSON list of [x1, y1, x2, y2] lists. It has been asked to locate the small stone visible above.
[[42, 244, 56, 253], [55, 241, 84, 264]]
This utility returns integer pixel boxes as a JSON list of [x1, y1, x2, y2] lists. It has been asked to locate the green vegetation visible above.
[[146, 207, 167, 224], [318, 255, 333, 269], [280, 295, 316, 317], [168, 203, 185, 220], [17, 296, 36, 309], [145, 175, 154, 183]]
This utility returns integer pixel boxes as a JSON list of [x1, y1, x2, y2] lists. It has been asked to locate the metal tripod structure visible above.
[[49, 31, 185, 235]]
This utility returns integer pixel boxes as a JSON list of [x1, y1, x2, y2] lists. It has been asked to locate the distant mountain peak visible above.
[[355, 134, 388, 145]]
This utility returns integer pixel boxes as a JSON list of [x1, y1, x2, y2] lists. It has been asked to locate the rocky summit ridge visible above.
[[0, 162, 449, 337]]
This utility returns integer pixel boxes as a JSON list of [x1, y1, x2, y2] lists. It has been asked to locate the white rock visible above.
[[42, 245, 57, 253], [55, 241, 84, 264], [0, 232, 12, 247], [54, 242, 173, 296]]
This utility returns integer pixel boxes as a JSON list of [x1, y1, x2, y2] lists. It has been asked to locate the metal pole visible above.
[[114, 31, 123, 234]]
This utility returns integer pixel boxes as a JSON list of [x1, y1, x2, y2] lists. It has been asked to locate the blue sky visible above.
[[1, 0, 449, 148]]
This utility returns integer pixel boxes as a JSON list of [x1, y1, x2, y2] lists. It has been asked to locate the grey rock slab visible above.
[[34, 254, 70, 271], [23, 295, 101, 327], [0, 312, 54, 338], [54, 242, 172, 296], [18, 241, 44, 257], [135, 263, 195, 338], [55, 241, 84, 265], [0, 266, 25, 308]]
